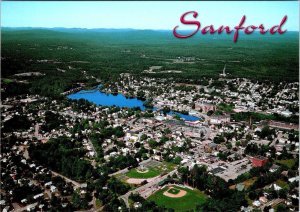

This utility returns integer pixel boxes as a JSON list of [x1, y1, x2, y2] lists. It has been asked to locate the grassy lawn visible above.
[[126, 167, 160, 179], [276, 179, 289, 189], [243, 177, 257, 189], [148, 185, 207, 211], [126, 161, 176, 179], [217, 103, 234, 113], [230, 177, 257, 190], [2, 78, 13, 84], [95, 199, 102, 208], [245, 194, 253, 206], [160, 161, 177, 173], [276, 159, 296, 169]]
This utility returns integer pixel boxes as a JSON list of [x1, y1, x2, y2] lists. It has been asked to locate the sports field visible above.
[[126, 161, 176, 179], [148, 185, 207, 211], [168, 187, 181, 195], [126, 167, 160, 179]]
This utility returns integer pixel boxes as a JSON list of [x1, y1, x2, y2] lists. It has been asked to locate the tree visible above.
[[276, 204, 288, 212], [3, 115, 31, 132], [218, 152, 227, 161], [207, 110, 214, 116], [107, 177, 130, 195], [140, 134, 148, 141], [29, 137, 94, 181], [42, 111, 64, 132], [214, 135, 225, 144], [258, 126, 274, 139], [226, 143, 232, 149], [173, 156, 182, 164], [148, 139, 158, 149]]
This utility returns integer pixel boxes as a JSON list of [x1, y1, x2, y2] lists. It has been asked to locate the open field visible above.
[[148, 185, 207, 211], [126, 167, 160, 179], [167, 187, 181, 195], [243, 177, 258, 189], [276, 159, 296, 169], [114, 160, 176, 187], [125, 161, 176, 179], [275, 179, 290, 190], [230, 177, 257, 190]]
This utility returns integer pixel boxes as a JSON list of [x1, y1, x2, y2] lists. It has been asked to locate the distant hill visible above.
[[1, 27, 299, 82]]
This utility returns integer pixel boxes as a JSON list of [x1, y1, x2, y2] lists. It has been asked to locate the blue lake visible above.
[[67, 88, 200, 122]]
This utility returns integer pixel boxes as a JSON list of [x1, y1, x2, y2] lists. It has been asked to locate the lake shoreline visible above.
[[67, 85, 201, 122]]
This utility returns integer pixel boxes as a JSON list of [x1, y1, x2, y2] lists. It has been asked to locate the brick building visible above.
[[250, 156, 268, 167]]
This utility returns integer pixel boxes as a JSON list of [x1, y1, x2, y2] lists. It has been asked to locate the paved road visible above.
[[262, 198, 284, 209], [13, 202, 38, 212], [51, 170, 82, 189], [87, 138, 98, 157]]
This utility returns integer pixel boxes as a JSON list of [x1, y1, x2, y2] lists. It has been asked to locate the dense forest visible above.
[[1, 28, 299, 98], [29, 137, 94, 181]]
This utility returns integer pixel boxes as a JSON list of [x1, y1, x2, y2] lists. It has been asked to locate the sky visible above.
[[2, 1, 299, 31]]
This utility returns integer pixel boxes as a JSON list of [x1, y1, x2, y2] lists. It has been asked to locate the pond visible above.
[[67, 87, 200, 121]]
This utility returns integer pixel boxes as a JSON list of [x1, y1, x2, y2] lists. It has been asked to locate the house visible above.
[[195, 103, 216, 113], [259, 196, 268, 204], [153, 155, 162, 161], [155, 116, 165, 121], [271, 184, 282, 191], [2, 206, 10, 212], [26, 204, 36, 211], [288, 176, 299, 183], [281, 110, 292, 117], [50, 185, 57, 193], [45, 181, 52, 187], [204, 142, 219, 153], [269, 164, 280, 173], [180, 158, 189, 165], [133, 202, 142, 209], [33, 193, 44, 200], [252, 200, 261, 207], [21, 199, 27, 204], [210, 115, 230, 125]]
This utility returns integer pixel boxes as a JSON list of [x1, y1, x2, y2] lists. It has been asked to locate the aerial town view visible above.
[[1, 2, 299, 212]]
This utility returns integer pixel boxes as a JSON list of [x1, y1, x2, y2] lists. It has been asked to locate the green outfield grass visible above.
[[148, 185, 207, 211], [126, 161, 176, 179], [126, 167, 160, 179]]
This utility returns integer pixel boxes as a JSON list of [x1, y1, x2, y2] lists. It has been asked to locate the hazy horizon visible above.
[[2, 26, 300, 33], [2, 2, 299, 31]]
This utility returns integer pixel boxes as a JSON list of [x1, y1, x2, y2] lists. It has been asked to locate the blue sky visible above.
[[2, 1, 299, 31]]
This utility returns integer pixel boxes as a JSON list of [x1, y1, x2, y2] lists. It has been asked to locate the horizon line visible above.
[[2, 26, 300, 32]]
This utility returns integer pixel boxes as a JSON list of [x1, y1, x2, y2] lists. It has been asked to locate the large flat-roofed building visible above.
[[250, 156, 268, 167], [195, 103, 216, 113]]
